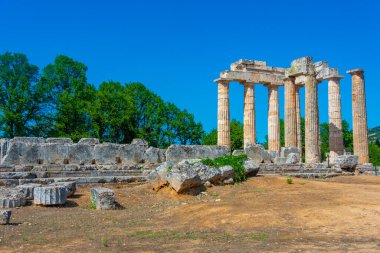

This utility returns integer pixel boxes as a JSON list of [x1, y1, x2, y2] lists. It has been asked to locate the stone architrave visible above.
[[284, 77, 297, 147], [347, 69, 369, 163], [295, 86, 303, 154], [305, 75, 320, 163], [267, 85, 280, 151], [243, 82, 256, 147], [328, 76, 345, 159], [217, 80, 230, 149]]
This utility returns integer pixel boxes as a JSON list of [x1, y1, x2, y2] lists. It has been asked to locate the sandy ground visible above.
[[0, 175, 380, 252]]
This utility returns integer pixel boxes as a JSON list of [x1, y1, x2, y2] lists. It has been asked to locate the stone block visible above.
[[12, 137, 45, 143], [244, 144, 272, 164], [244, 160, 260, 176], [332, 155, 358, 170], [131, 139, 148, 148], [274, 157, 288, 164], [42, 143, 70, 165], [0, 188, 26, 208], [0, 179, 19, 187], [286, 153, 301, 164], [50, 181, 76, 197], [94, 143, 121, 165], [67, 144, 95, 165], [0, 165, 15, 172], [147, 161, 174, 191], [232, 150, 244, 156], [280, 147, 301, 158], [166, 165, 202, 193], [144, 147, 166, 163], [0, 210, 11, 225], [0, 138, 9, 161], [90, 187, 116, 210], [16, 183, 42, 200], [165, 145, 229, 163], [219, 165, 234, 180], [118, 144, 146, 163], [34, 186, 67, 205], [2, 142, 44, 165], [78, 138, 99, 145], [0, 172, 36, 179], [46, 138, 73, 144]]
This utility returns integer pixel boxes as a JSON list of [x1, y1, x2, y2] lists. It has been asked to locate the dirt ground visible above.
[[1, 175, 380, 252]]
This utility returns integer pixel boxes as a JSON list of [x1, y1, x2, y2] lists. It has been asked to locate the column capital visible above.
[[214, 78, 230, 84], [326, 75, 344, 81], [241, 81, 255, 86], [346, 68, 364, 75], [283, 76, 296, 82]]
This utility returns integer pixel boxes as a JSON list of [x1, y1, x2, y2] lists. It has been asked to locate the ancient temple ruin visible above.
[[214, 57, 369, 164]]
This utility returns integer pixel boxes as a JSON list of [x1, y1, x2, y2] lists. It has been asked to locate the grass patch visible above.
[[201, 154, 247, 182], [287, 178, 293, 184], [166, 166, 173, 172], [129, 230, 198, 240], [101, 238, 109, 247], [248, 232, 270, 241]]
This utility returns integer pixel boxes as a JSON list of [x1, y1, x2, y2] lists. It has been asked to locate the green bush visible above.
[[201, 154, 247, 182], [286, 178, 293, 184]]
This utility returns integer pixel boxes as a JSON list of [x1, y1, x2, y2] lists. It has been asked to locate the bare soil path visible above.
[[1, 176, 380, 252]]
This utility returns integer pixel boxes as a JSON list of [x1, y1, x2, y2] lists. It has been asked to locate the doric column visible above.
[[328, 76, 345, 159], [267, 85, 280, 151], [347, 69, 369, 163], [305, 75, 320, 163], [284, 77, 297, 147], [243, 82, 256, 147], [217, 80, 230, 149], [296, 86, 303, 154]]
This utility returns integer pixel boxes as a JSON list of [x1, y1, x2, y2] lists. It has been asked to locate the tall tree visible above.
[[0, 52, 43, 137], [202, 119, 243, 151], [39, 55, 96, 140]]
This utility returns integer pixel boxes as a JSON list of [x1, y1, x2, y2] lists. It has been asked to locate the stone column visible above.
[[284, 77, 297, 147], [305, 75, 320, 163], [217, 80, 230, 149], [296, 86, 303, 154], [347, 69, 369, 163], [267, 85, 281, 151], [328, 76, 345, 159], [243, 82, 256, 147]]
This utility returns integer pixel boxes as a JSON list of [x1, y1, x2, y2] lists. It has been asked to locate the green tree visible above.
[[0, 52, 43, 137], [320, 122, 330, 161], [369, 143, 380, 166], [94, 81, 135, 143], [202, 119, 243, 151], [39, 55, 97, 140]]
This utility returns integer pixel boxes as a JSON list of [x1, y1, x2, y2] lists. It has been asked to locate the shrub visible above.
[[287, 178, 293, 184], [201, 154, 247, 182]]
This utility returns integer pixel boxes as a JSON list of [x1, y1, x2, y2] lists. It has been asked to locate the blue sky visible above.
[[1, 0, 379, 141]]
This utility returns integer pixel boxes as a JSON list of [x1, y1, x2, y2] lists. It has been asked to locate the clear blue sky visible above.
[[1, 0, 379, 142]]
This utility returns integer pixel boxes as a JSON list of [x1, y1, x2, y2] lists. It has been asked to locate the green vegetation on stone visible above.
[[201, 154, 247, 182]]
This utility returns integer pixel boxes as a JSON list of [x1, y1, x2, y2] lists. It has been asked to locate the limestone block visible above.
[[147, 161, 174, 191], [286, 57, 314, 77], [332, 155, 358, 170], [0, 172, 36, 179], [90, 187, 116, 210], [274, 157, 288, 164], [268, 151, 280, 162], [144, 147, 166, 163], [12, 137, 45, 143], [16, 183, 42, 200], [0, 139, 9, 161], [232, 150, 244, 156], [165, 145, 229, 163], [219, 165, 234, 180], [67, 144, 95, 165], [94, 143, 121, 165], [0, 210, 11, 225], [0, 179, 19, 187], [34, 186, 67, 206], [46, 138, 73, 144], [196, 166, 222, 183], [2, 142, 44, 165], [131, 139, 148, 148], [0, 165, 15, 172], [50, 181, 76, 197], [244, 160, 260, 176], [78, 138, 99, 145], [0, 188, 26, 208], [286, 153, 301, 164], [280, 147, 301, 158], [244, 144, 272, 164], [118, 144, 146, 163], [166, 165, 202, 193]]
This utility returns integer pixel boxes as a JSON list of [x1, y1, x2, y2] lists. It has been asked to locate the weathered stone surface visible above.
[[166, 164, 202, 193], [232, 150, 244, 156], [0, 210, 11, 225], [244, 160, 260, 176], [244, 144, 272, 164], [50, 181, 76, 197], [166, 145, 229, 163], [0, 179, 19, 187], [273, 157, 288, 164], [12, 137, 45, 143], [0, 139, 9, 162], [196, 165, 222, 183], [16, 183, 42, 200], [223, 178, 234, 185], [147, 162, 174, 191], [2, 142, 44, 165], [0, 188, 26, 208], [15, 165, 33, 172], [0, 165, 15, 172], [42, 143, 69, 164], [286, 153, 300, 164], [0, 172, 36, 179], [46, 138, 73, 144], [119, 144, 146, 163], [67, 144, 95, 165], [280, 147, 300, 159], [268, 151, 280, 162], [332, 155, 358, 170], [144, 147, 166, 163], [78, 138, 99, 145], [34, 186, 67, 205], [219, 165, 234, 180], [90, 187, 116, 210], [131, 139, 148, 148], [94, 143, 120, 165]]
